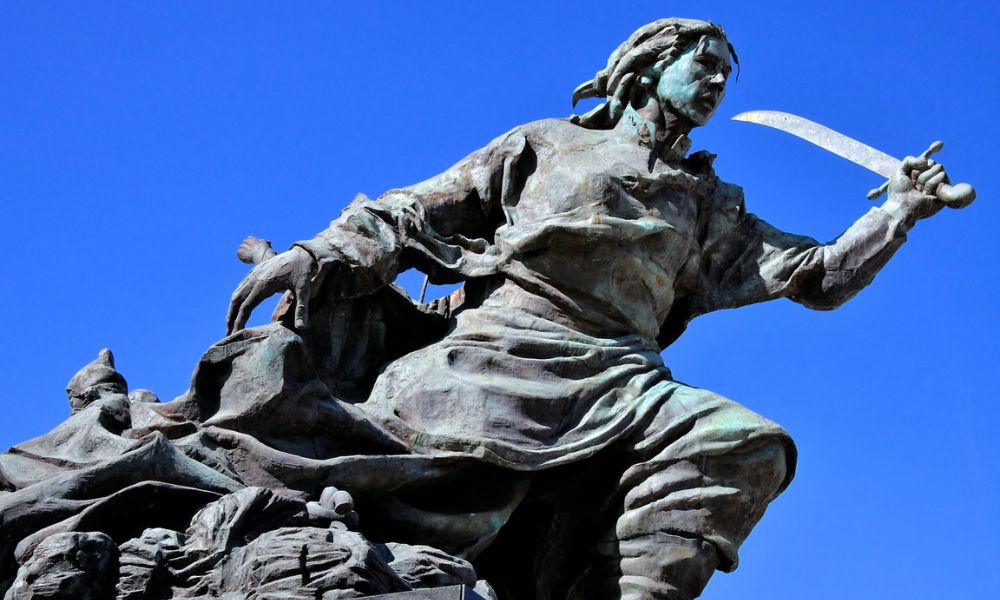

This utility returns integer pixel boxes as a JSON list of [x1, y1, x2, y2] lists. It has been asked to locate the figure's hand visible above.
[[879, 141, 975, 221], [883, 143, 947, 221], [226, 246, 316, 334]]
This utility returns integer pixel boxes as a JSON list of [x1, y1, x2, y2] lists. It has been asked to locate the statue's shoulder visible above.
[[488, 118, 610, 158]]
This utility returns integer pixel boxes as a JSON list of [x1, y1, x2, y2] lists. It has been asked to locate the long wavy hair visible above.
[[571, 18, 738, 129]]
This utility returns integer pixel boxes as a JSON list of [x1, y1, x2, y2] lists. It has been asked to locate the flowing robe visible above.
[[0, 117, 915, 598], [294, 117, 908, 471]]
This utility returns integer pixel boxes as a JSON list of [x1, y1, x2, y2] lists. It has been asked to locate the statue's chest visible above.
[[514, 147, 709, 239]]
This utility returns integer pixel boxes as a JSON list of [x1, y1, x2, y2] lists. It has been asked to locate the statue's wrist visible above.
[[879, 195, 920, 228], [290, 242, 321, 264]]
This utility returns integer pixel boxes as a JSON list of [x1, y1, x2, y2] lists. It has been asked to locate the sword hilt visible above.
[[868, 179, 976, 207], [867, 182, 890, 200], [867, 141, 976, 208], [937, 182, 976, 208]]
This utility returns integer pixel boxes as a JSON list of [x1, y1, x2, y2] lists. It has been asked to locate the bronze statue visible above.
[[0, 18, 973, 600]]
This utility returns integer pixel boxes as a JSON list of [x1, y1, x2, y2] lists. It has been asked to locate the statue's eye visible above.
[[695, 55, 717, 69]]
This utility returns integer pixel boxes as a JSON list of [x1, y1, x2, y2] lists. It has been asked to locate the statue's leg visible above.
[[613, 439, 788, 599], [569, 385, 795, 600]]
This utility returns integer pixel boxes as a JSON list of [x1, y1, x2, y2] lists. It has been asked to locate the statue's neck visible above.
[[616, 97, 693, 162]]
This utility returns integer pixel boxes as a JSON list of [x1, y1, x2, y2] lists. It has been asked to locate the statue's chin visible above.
[[685, 107, 715, 127], [663, 101, 713, 128]]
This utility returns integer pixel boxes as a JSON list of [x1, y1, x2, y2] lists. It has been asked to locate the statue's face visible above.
[[655, 35, 731, 126]]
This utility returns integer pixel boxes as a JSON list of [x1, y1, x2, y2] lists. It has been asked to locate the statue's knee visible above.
[[756, 436, 787, 479], [723, 436, 792, 501]]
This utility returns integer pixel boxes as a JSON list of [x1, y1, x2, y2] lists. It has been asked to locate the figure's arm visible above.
[[292, 137, 520, 297], [691, 151, 958, 315], [227, 130, 530, 333]]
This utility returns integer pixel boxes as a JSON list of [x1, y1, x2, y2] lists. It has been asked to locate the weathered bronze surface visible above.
[[0, 17, 973, 600], [369, 586, 485, 600]]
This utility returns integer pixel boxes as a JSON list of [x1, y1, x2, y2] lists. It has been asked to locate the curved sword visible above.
[[731, 110, 975, 207]]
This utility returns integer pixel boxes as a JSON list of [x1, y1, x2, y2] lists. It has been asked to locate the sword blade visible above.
[[731, 110, 900, 178]]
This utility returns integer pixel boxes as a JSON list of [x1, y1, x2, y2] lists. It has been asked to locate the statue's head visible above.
[[65, 348, 127, 413], [572, 18, 737, 129]]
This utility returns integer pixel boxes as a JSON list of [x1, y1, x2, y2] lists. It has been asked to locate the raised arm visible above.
[[689, 149, 960, 316], [226, 129, 531, 333]]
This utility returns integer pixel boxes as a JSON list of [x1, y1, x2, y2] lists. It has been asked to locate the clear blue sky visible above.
[[1, 2, 997, 598]]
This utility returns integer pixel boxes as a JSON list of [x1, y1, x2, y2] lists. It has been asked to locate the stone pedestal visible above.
[[368, 585, 485, 599]]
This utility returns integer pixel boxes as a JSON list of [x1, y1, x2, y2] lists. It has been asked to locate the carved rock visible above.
[[184, 487, 309, 557], [206, 527, 411, 599], [4, 532, 118, 600], [127, 389, 160, 405], [366, 586, 487, 599], [382, 543, 477, 589], [115, 528, 184, 600]]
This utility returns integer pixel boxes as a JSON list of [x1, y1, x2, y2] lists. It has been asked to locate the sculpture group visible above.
[[0, 18, 972, 600]]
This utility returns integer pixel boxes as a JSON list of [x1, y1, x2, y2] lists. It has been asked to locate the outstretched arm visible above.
[[226, 130, 530, 333], [690, 148, 962, 315]]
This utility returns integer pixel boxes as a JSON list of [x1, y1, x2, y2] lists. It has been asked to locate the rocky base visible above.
[[368, 586, 486, 599], [3, 487, 495, 600]]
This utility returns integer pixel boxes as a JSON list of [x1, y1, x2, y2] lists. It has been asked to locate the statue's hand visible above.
[[884, 143, 948, 221], [226, 246, 316, 334], [882, 142, 974, 222]]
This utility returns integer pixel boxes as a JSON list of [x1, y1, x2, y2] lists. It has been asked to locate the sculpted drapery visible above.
[[0, 17, 960, 600], [292, 116, 909, 470]]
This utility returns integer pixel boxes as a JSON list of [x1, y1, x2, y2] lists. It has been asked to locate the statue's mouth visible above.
[[697, 94, 718, 113]]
